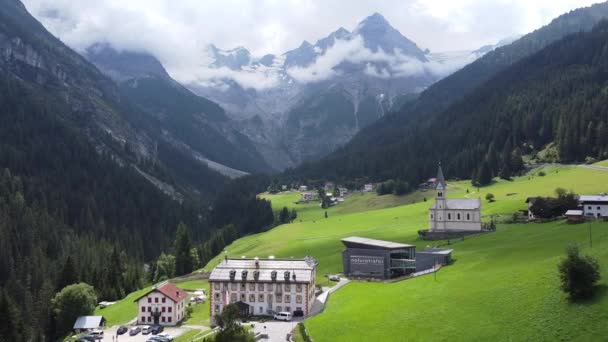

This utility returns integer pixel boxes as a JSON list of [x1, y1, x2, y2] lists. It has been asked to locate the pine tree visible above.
[[57, 256, 78, 291], [0, 289, 24, 342], [174, 223, 193, 276], [477, 161, 493, 186]]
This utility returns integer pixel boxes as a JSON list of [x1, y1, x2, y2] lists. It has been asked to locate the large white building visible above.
[[579, 195, 608, 218], [429, 164, 482, 232], [134, 282, 187, 326], [208, 257, 317, 324]]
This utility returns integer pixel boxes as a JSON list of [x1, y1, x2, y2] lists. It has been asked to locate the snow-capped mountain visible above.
[[186, 13, 507, 169]]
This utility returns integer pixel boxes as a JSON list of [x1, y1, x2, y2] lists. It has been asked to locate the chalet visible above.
[[134, 281, 187, 326], [324, 182, 334, 192], [298, 185, 308, 191], [363, 183, 374, 192], [208, 256, 317, 325], [338, 187, 348, 197], [299, 191, 316, 203], [525, 197, 544, 221], [579, 195, 608, 219]]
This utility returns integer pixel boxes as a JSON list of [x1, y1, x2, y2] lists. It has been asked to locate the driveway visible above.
[[100, 325, 192, 342], [248, 318, 302, 342]]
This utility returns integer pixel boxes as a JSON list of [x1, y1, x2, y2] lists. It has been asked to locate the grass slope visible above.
[[94, 286, 153, 327], [206, 165, 608, 281], [305, 221, 608, 341]]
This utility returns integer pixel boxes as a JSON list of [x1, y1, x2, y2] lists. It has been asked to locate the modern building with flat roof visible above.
[[208, 256, 317, 324], [341, 237, 416, 279]]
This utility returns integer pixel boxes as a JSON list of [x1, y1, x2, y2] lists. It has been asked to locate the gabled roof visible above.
[[73, 316, 105, 330], [579, 195, 608, 203], [341, 236, 414, 249], [431, 198, 480, 210], [134, 282, 187, 303], [209, 257, 316, 283], [565, 210, 583, 216]]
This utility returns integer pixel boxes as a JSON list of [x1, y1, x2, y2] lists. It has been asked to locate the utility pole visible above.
[[589, 221, 593, 249]]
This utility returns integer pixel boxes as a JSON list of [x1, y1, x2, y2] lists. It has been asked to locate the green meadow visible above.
[[205, 165, 608, 280], [204, 164, 608, 341]]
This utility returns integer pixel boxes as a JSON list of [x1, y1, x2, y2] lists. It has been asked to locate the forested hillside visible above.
[[288, 2, 608, 185]]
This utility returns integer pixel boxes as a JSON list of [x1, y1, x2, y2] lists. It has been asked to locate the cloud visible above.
[[286, 35, 479, 84], [21, 0, 600, 89]]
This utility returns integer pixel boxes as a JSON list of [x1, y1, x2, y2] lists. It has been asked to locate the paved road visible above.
[[579, 164, 608, 172]]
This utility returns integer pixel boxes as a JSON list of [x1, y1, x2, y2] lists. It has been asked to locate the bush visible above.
[[485, 193, 495, 202], [558, 245, 601, 300]]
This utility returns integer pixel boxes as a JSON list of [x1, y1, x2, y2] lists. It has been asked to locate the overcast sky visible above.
[[20, 0, 602, 88]]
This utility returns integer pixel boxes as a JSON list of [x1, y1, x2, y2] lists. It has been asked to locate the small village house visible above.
[[363, 183, 374, 192], [338, 187, 348, 197], [298, 185, 308, 191], [579, 195, 608, 219], [299, 191, 317, 203], [134, 281, 187, 326], [525, 197, 542, 221]]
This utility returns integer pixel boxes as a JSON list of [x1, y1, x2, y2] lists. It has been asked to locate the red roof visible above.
[[134, 282, 187, 303]]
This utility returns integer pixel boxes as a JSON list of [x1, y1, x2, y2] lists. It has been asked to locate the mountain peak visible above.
[[85, 43, 170, 81], [363, 12, 389, 25], [353, 13, 426, 60]]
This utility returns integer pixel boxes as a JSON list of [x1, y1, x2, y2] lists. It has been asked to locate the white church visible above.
[[429, 163, 482, 232]]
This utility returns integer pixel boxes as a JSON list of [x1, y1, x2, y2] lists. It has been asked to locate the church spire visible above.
[[436, 162, 446, 189]]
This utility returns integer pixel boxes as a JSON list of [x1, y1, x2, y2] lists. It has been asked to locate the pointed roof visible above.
[[436, 162, 446, 188]]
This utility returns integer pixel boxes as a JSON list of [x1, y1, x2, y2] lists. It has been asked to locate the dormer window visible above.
[[253, 270, 260, 280], [241, 270, 248, 280], [229, 269, 236, 281], [271, 271, 277, 281], [284, 271, 290, 281]]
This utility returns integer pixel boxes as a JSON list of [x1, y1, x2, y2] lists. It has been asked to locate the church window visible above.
[[438, 192, 443, 197], [467, 213, 470, 220], [447, 213, 451, 220], [457, 213, 461, 220], [431, 214, 434, 219]]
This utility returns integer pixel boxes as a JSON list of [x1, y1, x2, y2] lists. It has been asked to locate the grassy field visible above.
[[205, 165, 608, 281], [203, 164, 608, 341], [177, 279, 211, 326], [94, 286, 153, 327], [305, 220, 608, 341]]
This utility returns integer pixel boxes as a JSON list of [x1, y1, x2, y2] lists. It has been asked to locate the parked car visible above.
[[117, 326, 128, 335], [329, 275, 340, 282], [273, 312, 292, 321], [293, 310, 304, 317], [158, 332, 174, 340], [142, 325, 152, 335], [129, 326, 141, 336], [88, 330, 104, 340], [148, 336, 171, 342], [151, 325, 164, 335]]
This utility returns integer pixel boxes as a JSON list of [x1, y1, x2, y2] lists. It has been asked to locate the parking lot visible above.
[[248, 318, 302, 342], [99, 325, 191, 342]]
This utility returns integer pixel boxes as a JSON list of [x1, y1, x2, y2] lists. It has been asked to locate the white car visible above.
[[141, 325, 152, 334], [158, 332, 174, 340], [274, 312, 292, 321]]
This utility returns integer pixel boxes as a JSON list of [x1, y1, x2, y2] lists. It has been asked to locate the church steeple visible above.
[[436, 162, 446, 189]]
